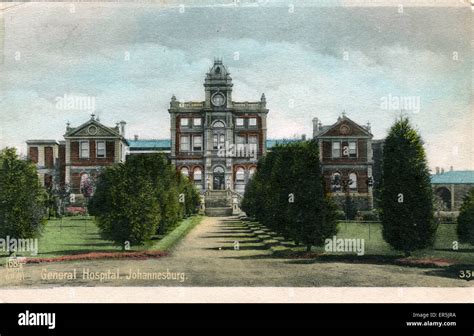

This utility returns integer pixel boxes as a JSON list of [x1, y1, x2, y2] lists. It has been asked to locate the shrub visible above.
[[0, 148, 46, 242]]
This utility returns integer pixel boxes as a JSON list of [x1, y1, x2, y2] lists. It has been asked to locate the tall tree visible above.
[[457, 188, 474, 245], [380, 118, 436, 256], [0, 148, 46, 242], [287, 141, 338, 251]]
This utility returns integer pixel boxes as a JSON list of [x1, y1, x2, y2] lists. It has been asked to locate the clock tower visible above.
[[204, 58, 233, 109]]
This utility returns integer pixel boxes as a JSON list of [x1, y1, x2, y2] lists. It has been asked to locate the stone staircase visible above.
[[204, 190, 233, 217]]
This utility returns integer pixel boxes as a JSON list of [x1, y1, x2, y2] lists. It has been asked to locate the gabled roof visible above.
[[65, 118, 121, 138], [431, 171, 474, 184], [316, 115, 373, 138]]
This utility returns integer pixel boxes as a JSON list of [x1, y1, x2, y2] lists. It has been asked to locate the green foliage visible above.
[[457, 188, 474, 244], [380, 118, 436, 255], [0, 148, 47, 240], [89, 154, 200, 248], [242, 140, 338, 251]]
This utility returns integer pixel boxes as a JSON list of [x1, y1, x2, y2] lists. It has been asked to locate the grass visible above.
[[0, 215, 203, 264], [257, 221, 474, 264]]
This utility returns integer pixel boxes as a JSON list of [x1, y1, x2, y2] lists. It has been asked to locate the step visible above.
[[205, 207, 233, 217]]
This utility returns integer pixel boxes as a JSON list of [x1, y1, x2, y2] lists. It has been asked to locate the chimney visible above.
[[119, 120, 126, 137], [301, 134, 306, 141], [134, 134, 139, 141], [312, 117, 319, 138], [435, 167, 440, 175], [450, 166, 453, 172], [441, 168, 445, 174]]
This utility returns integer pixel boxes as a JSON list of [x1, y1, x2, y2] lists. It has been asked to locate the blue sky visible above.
[[0, 2, 472, 169]]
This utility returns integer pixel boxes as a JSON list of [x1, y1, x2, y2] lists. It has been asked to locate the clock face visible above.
[[212, 93, 225, 107]]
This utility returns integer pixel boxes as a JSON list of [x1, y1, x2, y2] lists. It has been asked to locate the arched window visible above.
[[181, 167, 189, 177], [249, 167, 257, 178], [331, 172, 341, 192], [349, 172, 358, 191], [213, 121, 225, 128], [193, 167, 202, 181], [236, 167, 245, 182]]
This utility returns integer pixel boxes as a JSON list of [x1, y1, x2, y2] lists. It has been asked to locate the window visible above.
[[193, 118, 201, 127], [349, 173, 358, 191], [236, 167, 245, 182], [349, 141, 357, 158], [193, 135, 202, 151], [194, 167, 202, 181], [213, 120, 225, 128], [249, 167, 256, 178], [236, 135, 245, 144], [180, 135, 190, 151], [181, 167, 189, 177], [213, 133, 225, 150], [96, 141, 106, 158], [331, 172, 342, 192], [249, 118, 257, 126], [236, 118, 244, 127], [332, 141, 341, 158], [80, 141, 90, 159], [181, 118, 189, 127], [248, 135, 258, 153]]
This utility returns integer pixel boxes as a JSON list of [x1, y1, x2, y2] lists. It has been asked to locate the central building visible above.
[[169, 59, 269, 194]]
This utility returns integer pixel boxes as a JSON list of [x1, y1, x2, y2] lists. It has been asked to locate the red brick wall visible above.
[[29, 147, 38, 164], [44, 147, 54, 168], [70, 140, 115, 166]]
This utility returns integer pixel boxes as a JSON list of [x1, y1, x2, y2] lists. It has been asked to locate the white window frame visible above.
[[193, 167, 202, 181], [193, 118, 201, 127], [349, 172, 358, 191], [249, 118, 257, 127], [180, 135, 190, 152], [248, 135, 258, 153], [236, 168, 245, 182], [193, 135, 202, 151], [349, 141, 357, 158], [181, 118, 189, 127], [80, 141, 90, 159], [332, 141, 341, 158], [96, 140, 106, 158], [236, 118, 244, 127]]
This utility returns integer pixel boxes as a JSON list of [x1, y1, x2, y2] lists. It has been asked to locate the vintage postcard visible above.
[[0, 0, 472, 303]]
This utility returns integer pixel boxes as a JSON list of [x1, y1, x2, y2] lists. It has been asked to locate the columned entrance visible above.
[[213, 166, 225, 190]]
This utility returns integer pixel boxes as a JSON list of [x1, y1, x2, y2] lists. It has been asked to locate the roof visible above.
[[128, 139, 171, 150], [431, 171, 474, 184], [127, 139, 301, 151], [265, 139, 302, 149]]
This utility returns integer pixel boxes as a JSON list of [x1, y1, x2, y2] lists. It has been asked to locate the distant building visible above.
[[26, 140, 62, 188], [313, 113, 375, 210], [431, 169, 474, 211], [27, 115, 128, 201]]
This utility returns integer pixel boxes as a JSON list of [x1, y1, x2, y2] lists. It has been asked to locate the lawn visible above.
[[0, 215, 203, 261], [261, 221, 474, 264]]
